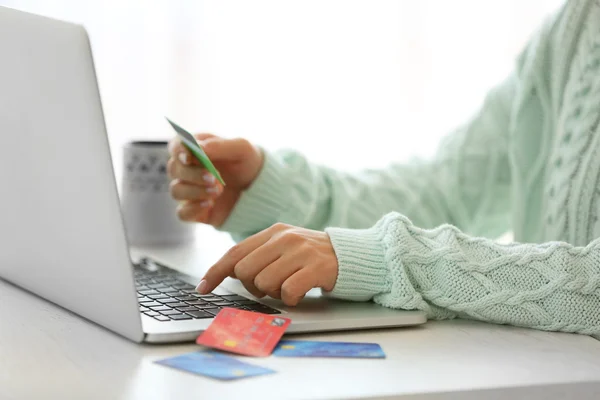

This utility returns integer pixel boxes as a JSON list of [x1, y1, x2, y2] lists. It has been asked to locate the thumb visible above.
[[201, 137, 253, 162]]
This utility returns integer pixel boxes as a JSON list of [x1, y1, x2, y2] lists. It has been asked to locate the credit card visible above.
[[165, 117, 225, 185], [273, 340, 386, 358], [154, 350, 275, 380], [196, 308, 291, 357]]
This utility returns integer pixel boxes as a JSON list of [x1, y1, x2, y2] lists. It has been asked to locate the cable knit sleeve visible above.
[[220, 72, 516, 240], [326, 213, 600, 338]]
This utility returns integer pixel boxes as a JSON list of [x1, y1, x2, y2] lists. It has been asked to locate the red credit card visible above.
[[196, 308, 291, 357]]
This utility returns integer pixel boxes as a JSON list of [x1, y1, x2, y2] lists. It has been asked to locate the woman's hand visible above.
[[197, 223, 339, 306], [167, 134, 264, 227]]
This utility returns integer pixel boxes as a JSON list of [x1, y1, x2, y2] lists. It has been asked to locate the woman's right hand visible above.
[[167, 134, 264, 227]]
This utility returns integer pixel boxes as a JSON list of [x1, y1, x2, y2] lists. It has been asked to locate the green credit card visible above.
[[165, 117, 225, 185]]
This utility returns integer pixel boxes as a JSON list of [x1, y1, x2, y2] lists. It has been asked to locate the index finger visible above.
[[197, 228, 273, 294]]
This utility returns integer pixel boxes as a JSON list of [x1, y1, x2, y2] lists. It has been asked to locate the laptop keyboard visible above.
[[135, 258, 280, 322]]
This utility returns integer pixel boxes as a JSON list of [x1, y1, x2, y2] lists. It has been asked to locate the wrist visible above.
[[218, 150, 290, 235], [325, 225, 389, 301], [241, 145, 266, 191]]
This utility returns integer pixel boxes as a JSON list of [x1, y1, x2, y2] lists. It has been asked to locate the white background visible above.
[[2, 0, 564, 178]]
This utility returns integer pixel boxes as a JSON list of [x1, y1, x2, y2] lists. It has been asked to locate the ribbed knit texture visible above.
[[220, 0, 600, 338]]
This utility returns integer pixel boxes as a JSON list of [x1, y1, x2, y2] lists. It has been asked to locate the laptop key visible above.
[[169, 314, 193, 320], [176, 306, 199, 312], [193, 304, 215, 309], [147, 293, 168, 300], [150, 305, 172, 311], [211, 301, 234, 307], [262, 309, 281, 315], [172, 282, 194, 289], [159, 310, 182, 316], [147, 283, 168, 289], [186, 310, 213, 319], [201, 297, 223, 302], [175, 296, 197, 302], [203, 308, 222, 316], [220, 295, 249, 302], [185, 300, 207, 306], [135, 285, 149, 291], [154, 315, 170, 321], [156, 287, 177, 293], [157, 298, 178, 304], [247, 305, 281, 314], [139, 306, 149, 312], [138, 289, 159, 295], [248, 303, 277, 311], [160, 281, 180, 287], [235, 299, 261, 305], [138, 297, 153, 303], [141, 301, 163, 308], [144, 311, 160, 316]]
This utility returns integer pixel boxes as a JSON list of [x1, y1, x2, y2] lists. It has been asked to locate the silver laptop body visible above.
[[0, 6, 426, 343]]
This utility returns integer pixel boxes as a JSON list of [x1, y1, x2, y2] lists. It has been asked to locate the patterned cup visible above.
[[120, 140, 195, 246]]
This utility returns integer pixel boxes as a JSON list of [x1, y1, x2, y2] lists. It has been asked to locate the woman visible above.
[[167, 0, 600, 338]]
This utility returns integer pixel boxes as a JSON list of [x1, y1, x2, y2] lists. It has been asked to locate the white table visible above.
[[3, 226, 600, 400]]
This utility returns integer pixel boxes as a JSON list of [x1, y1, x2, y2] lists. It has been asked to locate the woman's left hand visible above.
[[197, 223, 339, 306]]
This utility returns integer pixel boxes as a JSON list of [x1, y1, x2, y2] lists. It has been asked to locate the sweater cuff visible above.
[[219, 151, 289, 235], [325, 225, 388, 301]]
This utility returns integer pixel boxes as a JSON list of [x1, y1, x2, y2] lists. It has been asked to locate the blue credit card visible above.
[[273, 340, 386, 358], [155, 350, 275, 380]]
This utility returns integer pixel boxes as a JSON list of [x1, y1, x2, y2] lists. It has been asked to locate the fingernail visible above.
[[206, 186, 219, 194], [196, 279, 208, 294], [178, 152, 189, 165], [203, 174, 216, 183], [200, 200, 212, 208]]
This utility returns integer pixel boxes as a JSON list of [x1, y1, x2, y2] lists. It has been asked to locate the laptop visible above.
[[0, 6, 426, 343]]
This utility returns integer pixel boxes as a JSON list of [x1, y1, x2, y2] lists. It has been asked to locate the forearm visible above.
[[219, 149, 443, 237], [220, 75, 516, 241], [326, 212, 600, 337], [220, 150, 502, 243]]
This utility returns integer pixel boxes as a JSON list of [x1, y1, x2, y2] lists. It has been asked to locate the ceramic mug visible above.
[[120, 140, 195, 246]]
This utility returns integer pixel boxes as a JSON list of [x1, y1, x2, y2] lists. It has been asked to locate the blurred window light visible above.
[[2, 0, 564, 179]]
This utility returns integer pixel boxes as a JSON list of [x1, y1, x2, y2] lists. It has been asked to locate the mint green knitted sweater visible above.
[[221, 0, 600, 338]]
